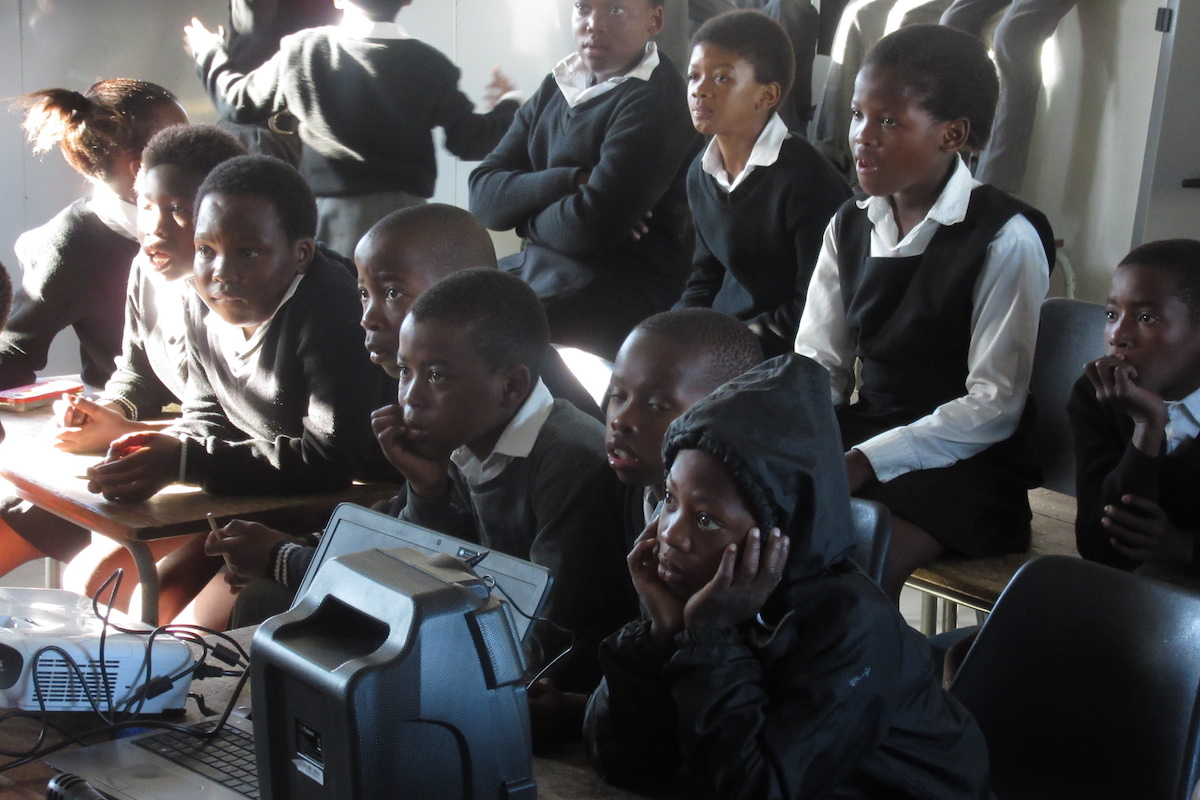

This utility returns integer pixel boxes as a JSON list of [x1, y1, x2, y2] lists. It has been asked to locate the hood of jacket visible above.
[[662, 354, 855, 610]]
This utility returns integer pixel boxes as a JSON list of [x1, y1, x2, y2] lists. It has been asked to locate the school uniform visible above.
[[191, 9, 519, 257], [795, 158, 1054, 556], [398, 382, 636, 692], [469, 43, 701, 360], [1069, 376, 1200, 572], [0, 191, 138, 389], [677, 113, 851, 357], [585, 355, 992, 799], [171, 248, 394, 494]]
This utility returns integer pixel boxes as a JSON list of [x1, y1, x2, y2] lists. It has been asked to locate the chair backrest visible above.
[[949, 555, 1200, 800], [1029, 297, 1106, 495], [847, 498, 891, 585]]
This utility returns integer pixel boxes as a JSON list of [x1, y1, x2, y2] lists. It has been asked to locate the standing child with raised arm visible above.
[[185, 0, 519, 258], [794, 24, 1054, 601], [0, 80, 186, 390], [1071, 239, 1200, 572], [469, 0, 700, 361], [675, 10, 849, 357]]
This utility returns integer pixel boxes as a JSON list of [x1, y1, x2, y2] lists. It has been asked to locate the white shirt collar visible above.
[[553, 42, 659, 108], [701, 113, 789, 193], [90, 181, 138, 240], [338, 6, 409, 39], [857, 156, 977, 253], [451, 379, 555, 485], [1165, 386, 1200, 454], [204, 272, 305, 377]]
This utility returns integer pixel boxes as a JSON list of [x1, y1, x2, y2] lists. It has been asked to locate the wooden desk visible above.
[[0, 409, 396, 625], [0, 627, 671, 800]]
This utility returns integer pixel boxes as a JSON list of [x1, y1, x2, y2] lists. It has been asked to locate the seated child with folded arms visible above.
[[0, 125, 247, 591], [794, 25, 1054, 600], [86, 155, 391, 504], [675, 10, 850, 357], [585, 355, 991, 798], [1071, 239, 1200, 572]]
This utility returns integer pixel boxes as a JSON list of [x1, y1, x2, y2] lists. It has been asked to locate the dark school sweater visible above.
[[195, 29, 518, 198], [677, 134, 851, 357], [0, 199, 137, 389], [469, 56, 700, 300], [173, 250, 394, 494], [1068, 375, 1200, 572]]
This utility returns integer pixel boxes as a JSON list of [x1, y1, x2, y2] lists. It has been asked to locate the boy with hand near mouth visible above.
[[372, 267, 630, 689], [1072, 239, 1200, 571], [470, 0, 699, 360], [676, 10, 849, 357]]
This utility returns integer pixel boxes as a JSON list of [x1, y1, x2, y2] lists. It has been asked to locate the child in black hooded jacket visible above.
[[584, 354, 991, 799]]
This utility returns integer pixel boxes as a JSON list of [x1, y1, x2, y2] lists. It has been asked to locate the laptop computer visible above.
[[47, 504, 553, 799]]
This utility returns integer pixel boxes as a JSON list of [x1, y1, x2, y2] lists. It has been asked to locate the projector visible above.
[[0, 588, 193, 713]]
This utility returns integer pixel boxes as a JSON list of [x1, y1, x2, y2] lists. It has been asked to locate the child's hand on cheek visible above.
[[370, 404, 451, 499], [684, 528, 789, 631], [85, 432, 181, 502], [1084, 355, 1168, 454], [627, 520, 685, 652]]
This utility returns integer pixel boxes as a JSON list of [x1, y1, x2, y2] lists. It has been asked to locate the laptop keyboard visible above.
[[133, 720, 260, 798]]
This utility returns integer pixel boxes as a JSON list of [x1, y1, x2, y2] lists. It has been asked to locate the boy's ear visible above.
[[499, 363, 533, 411], [647, 3, 664, 37], [941, 117, 970, 152], [757, 81, 783, 111], [293, 237, 316, 274]]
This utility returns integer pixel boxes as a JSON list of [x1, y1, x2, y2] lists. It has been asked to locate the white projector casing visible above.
[[0, 588, 193, 712]]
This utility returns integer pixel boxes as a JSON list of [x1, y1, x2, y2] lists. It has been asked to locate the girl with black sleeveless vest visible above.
[[794, 25, 1055, 601]]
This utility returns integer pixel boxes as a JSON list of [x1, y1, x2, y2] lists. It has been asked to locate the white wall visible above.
[[0, 0, 1174, 378]]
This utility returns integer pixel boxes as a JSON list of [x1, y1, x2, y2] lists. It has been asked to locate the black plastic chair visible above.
[[1029, 297, 1106, 495], [848, 497, 891, 586], [949, 555, 1200, 800]]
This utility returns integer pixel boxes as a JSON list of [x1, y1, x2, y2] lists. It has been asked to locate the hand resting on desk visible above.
[[52, 393, 146, 454], [86, 431, 181, 502]]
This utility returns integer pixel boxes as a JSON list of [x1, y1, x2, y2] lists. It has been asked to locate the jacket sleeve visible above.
[[584, 620, 683, 788], [665, 617, 888, 800], [675, 225, 724, 310], [397, 476, 478, 539], [193, 37, 285, 123], [429, 68, 520, 161], [1068, 376, 1160, 570], [468, 87, 583, 232]]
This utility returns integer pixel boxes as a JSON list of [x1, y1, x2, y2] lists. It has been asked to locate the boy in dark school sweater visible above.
[[86, 155, 391, 502], [185, 0, 519, 258], [675, 10, 849, 357], [469, 0, 700, 361], [370, 268, 631, 689], [1071, 239, 1200, 572]]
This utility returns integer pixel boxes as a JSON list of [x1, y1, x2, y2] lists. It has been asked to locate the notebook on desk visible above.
[[46, 504, 553, 800]]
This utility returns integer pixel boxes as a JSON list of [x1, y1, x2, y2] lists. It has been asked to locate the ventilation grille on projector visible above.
[[30, 654, 120, 710]]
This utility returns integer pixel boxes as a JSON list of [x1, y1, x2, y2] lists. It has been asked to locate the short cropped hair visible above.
[[408, 268, 550, 381], [195, 155, 317, 242], [348, 0, 410, 20], [863, 24, 998, 152], [634, 308, 763, 389], [692, 10, 795, 100], [367, 204, 496, 273], [1119, 239, 1200, 321], [141, 124, 247, 177]]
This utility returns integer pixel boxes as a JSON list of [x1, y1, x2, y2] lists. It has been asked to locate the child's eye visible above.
[[849, 108, 862, 120], [881, 117, 898, 127], [396, 364, 412, 380], [662, 490, 678, 511], [647, 398, 671, 413], [358, 287, 369, 302], [609, 5, 625, 15], [385, 287, 403, 301], [696, 513, 723, 531], [238, 248, 260, 258], [1104, 309, 1117, 321], [714, 74, 729, 83], [1138, 313, 1157, 324], [428, 369, 447, 384], [195, 245, 214, 258]]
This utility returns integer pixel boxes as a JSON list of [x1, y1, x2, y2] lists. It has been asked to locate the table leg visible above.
[[920, 592, 938, 636], [940, 600, 958, 632], [125, 541, 160, 627]]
